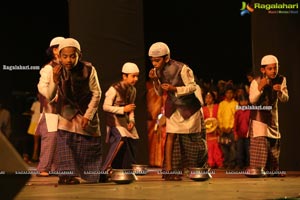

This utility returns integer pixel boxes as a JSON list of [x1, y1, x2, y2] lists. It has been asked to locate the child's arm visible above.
[[276, 77, 289, 102], [249, 79, 262, 105], [84, 67, 101, 120], [102, 87, 124, 114], [176, 65, 198, 97]]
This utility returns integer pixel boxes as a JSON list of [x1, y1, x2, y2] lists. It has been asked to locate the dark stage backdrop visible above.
[[68, 0, 148, 165], [0, 1, 69, 98], [144, 1, 253, 84], [251, 0, 300, 170], [0, 1, 69, 162]]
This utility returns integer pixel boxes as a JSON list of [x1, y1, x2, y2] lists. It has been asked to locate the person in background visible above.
[[216, 80, 226, 102], [248, 55, 288, 177], [25, 94, 41, 163], [234, 93, 250, 170], [146, 79, 167, 168], [148, 42, 207, 181], [201, 91, 223, 169], [235, 83, 246, 100], [36, 36, 65, 177], [245, 71, 254, 94], [48, 38, 102, 184], [100, 62, 140, 182], [217, 85, 238, 170]]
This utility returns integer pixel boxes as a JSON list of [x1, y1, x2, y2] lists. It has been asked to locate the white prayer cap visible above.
[[261, 55, 278, 66], [58, 38, 81, 52], [49, 36, 65, 47], [122, 62, 139, 74], [148, 42, 170, 57]]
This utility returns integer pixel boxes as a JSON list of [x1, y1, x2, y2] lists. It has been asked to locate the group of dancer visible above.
[[33, 37, 288, 184]]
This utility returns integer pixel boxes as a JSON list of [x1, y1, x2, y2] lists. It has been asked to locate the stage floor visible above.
[[14, 165, 300, 200]]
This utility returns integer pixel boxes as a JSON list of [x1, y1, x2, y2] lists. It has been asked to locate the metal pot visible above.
[[188, 168, 212, 181], [244, 167, 266, 178], [132, 164, 148, 176], [110, 169, 137, 184]]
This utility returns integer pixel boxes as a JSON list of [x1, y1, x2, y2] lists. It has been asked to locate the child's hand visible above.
[[234, 134, 238, 141], [81, 117, 89, 129], [161, 83, 177, 92], [124, 104, 136, 112], [258, 77, 269, 91], [149, 68, 158, 79], [127, 121, 135, 131], [273, 84, 281, 92]]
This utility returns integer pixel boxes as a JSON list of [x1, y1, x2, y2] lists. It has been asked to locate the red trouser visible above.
[[207, 139, 223, 168]]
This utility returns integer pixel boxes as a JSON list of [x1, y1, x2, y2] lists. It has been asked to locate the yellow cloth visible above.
[[27, 100, 41, 135], [27, 121, 38, 135], [217, 99, 238, 130]]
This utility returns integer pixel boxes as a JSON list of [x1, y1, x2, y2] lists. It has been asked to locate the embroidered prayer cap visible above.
[[122, 62, 139, 74], [49, 36, 65, 47], [261, 55, 278, 66], [148, 42, 170, 57], [58, 38, 81, 52]]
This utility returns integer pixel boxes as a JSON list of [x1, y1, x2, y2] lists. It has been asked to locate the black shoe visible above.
[[164, 174, 182, 181], [58, 176, 80, 185], [99, 174, 109, 183]]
